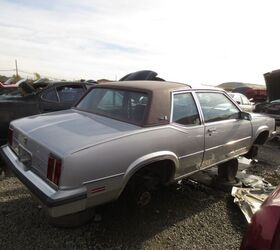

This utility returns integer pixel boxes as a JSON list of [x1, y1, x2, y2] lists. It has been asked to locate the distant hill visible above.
[[217, 82, 266, 90]]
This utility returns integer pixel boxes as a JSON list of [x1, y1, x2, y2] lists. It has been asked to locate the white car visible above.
[[229, 92, 255, 112]]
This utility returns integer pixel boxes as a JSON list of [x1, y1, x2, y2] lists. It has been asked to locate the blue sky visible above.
[[1, 0, 280, 84]]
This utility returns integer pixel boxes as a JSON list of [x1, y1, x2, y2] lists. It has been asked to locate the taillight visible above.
[[7, 127, 13, 146], [47, 155, 62, 186]]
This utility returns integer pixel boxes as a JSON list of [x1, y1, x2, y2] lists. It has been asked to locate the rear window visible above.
[[76, 88, 149, 125]]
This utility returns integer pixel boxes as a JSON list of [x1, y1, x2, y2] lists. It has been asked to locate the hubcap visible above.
[[137, 191, 152, 207]]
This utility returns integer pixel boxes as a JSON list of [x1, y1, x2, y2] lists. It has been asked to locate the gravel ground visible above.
[[0, 136, 279, 250]]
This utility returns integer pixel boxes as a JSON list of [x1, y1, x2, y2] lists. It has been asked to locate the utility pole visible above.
[[15, 59, 18, 78]]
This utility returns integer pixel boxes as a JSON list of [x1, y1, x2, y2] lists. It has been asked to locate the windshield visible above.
[[76, 88, 149, 125]]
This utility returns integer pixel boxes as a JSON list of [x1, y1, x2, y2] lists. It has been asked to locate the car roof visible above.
[[99, 80, 191, 92], [90, 81, 224, 127]]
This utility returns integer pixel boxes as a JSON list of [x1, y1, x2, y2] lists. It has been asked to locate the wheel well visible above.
[[254, 131, 269, 145], [127, 160, 176, 187]]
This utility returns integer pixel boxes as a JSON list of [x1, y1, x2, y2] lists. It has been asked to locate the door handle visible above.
[[207, 128, 216, 133]]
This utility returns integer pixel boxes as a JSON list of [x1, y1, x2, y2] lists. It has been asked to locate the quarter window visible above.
[[172, 93, 200, 125], [197, 92, 240, 123]]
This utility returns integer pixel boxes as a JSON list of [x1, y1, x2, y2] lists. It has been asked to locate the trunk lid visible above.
[[11, 109, 140, 182], [12, 109, 140, 156]]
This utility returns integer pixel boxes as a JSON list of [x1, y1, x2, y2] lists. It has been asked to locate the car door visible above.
[[170, 91, 205, 176], [196, 91, 252, 169]]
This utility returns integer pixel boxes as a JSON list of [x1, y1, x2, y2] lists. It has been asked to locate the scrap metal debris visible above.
[[231, 173, 276, 223]]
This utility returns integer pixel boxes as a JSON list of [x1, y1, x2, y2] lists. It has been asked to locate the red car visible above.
[[0, 82, 18, 88], [240, 185, 280, 250]]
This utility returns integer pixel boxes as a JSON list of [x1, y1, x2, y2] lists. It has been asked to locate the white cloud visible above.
[[0, 0, 280, 84]]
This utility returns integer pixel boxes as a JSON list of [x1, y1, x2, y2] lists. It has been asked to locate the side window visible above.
[[197, 92, 240, 123], [172, 92, 200, 126], [57, 85, 85, 103], [41, 89, 58, 102]]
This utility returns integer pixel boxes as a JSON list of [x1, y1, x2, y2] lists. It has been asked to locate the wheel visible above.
[[217, 158, 238, 183], [134, 185, 152, 207], [47, 208, 95, 228], [123, 173, 157, 208]]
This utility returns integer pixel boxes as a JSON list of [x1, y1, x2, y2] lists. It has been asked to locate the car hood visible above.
[[11, 109, 141, 156]]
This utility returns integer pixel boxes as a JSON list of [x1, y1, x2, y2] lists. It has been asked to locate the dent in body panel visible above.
[[202, 119, 252, 168], [121, 124, 205, 187]]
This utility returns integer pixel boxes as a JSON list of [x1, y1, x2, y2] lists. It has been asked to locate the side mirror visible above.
[[249, 98, 254, 102], [239, 111, 252, 121], [236, 101, 241, 104]]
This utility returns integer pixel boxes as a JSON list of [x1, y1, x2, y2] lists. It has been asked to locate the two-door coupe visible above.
[[0, 80, 276, 225]]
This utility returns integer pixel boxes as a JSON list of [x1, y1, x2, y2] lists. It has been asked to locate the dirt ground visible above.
[[0, 135, 279, 250]]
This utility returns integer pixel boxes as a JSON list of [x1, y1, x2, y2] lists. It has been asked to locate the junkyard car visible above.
[[0, 81, 276, 224], [229, 92, 255, 112], [240, 185, 280, 250], [254, 69, 280, 125], [0, 80, 93, 145], [254, 99, 280, 125]]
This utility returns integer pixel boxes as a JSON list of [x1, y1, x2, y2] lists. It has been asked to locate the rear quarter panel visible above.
[[60, 125, 204, 203]]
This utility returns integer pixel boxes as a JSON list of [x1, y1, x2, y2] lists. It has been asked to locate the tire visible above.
[[47, 208, 95, 228]]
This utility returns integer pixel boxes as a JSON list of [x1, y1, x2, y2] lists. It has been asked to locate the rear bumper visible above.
[[0, 145, 87, 217]]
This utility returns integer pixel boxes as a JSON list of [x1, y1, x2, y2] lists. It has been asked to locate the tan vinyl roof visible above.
[[92, 81, 192, 127], [99, 80, 191, 92]]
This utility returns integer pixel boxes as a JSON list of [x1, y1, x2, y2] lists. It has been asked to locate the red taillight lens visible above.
[[7, 127, 13, 146], [47, 155, 62, 186]]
